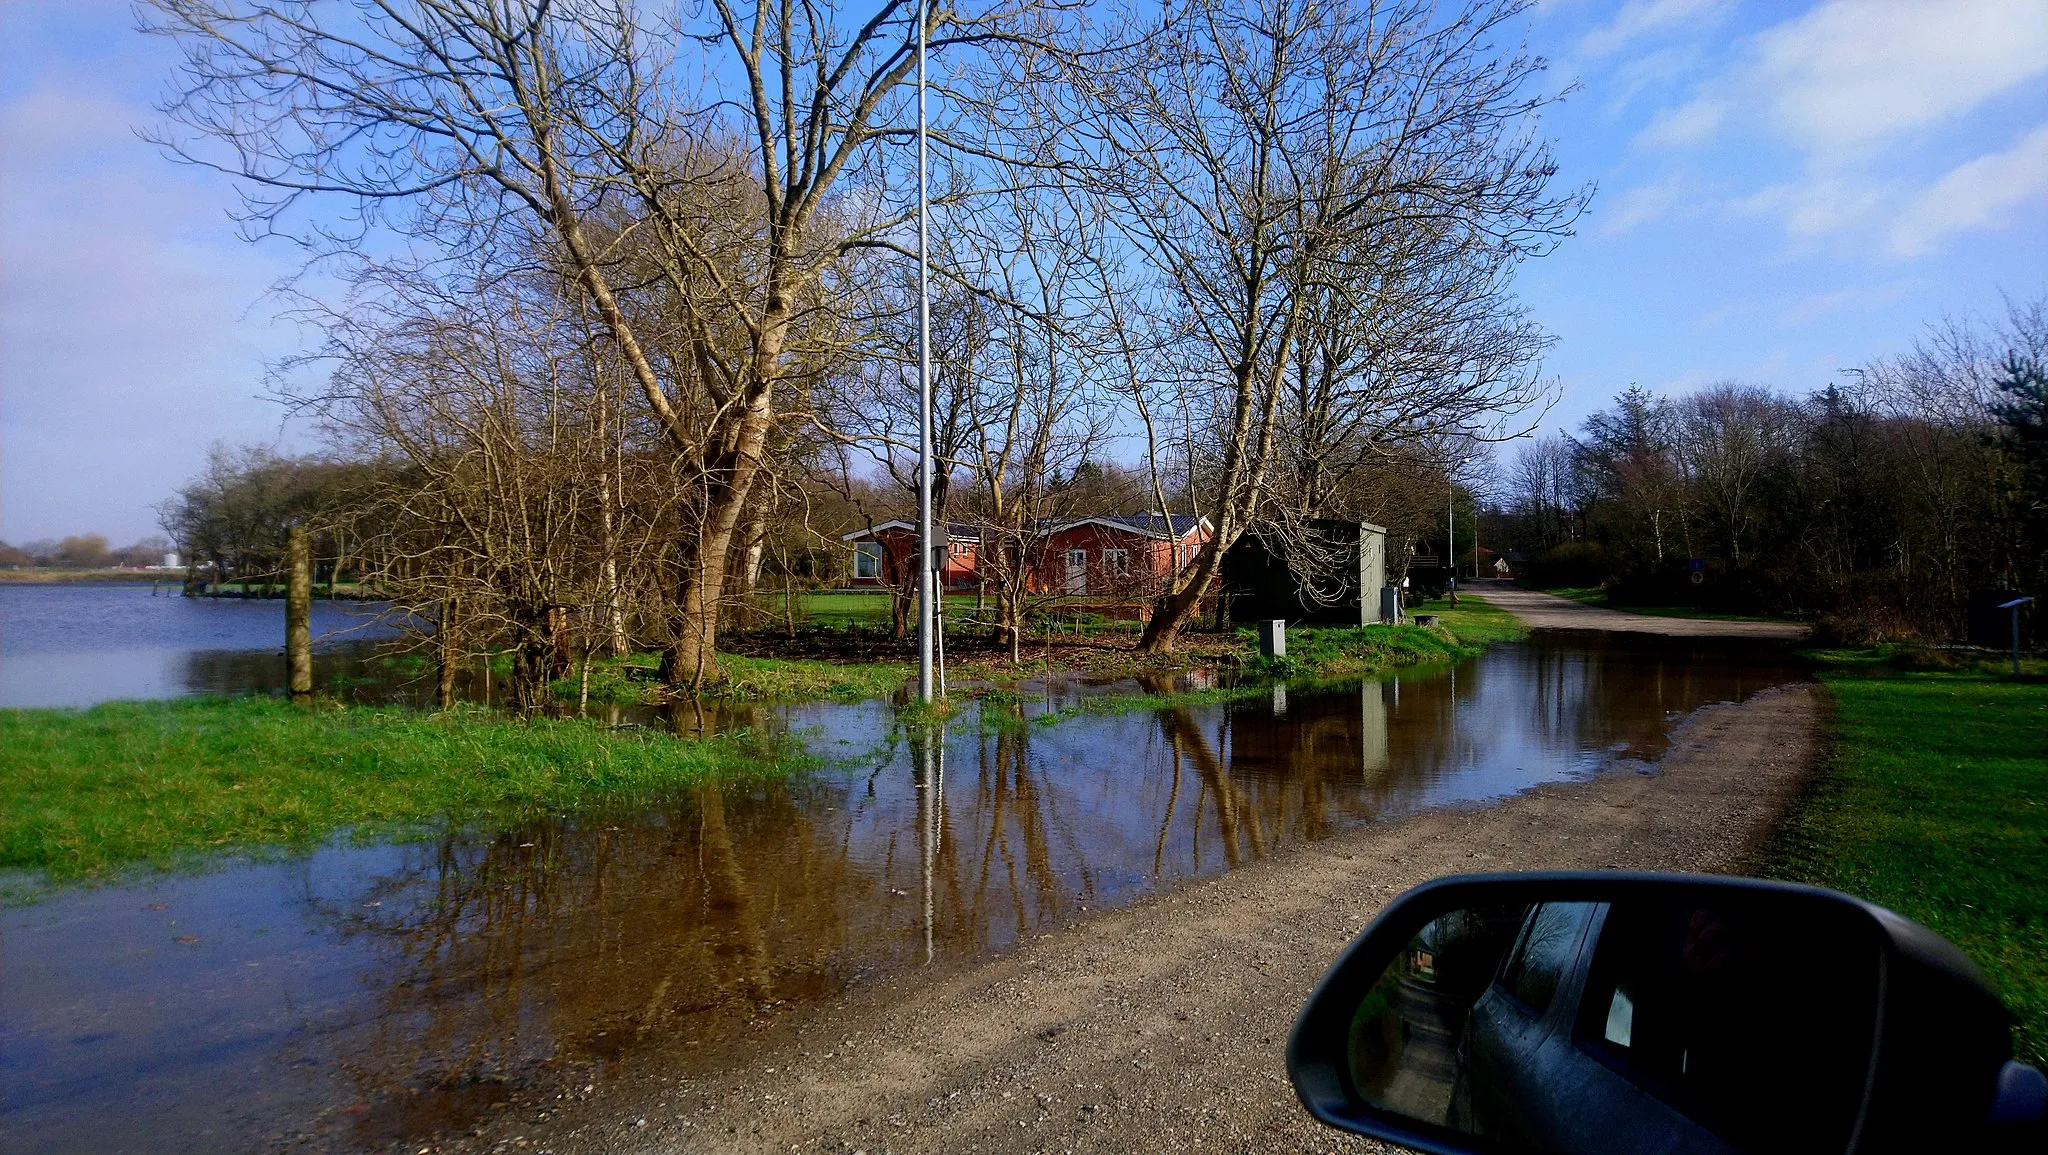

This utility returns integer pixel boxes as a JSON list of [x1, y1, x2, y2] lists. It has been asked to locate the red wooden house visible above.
[[841, 521, 981, 591], [845, 513, 1211, 607], [1028, 514, 1211, 599]]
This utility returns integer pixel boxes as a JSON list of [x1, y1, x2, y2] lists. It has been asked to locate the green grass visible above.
[[1263, 595, 1526, 679], [1761, 664, 2048, 1066], [541, 649, 914, 705], [773, 589, 979, 627], [1009, 595, 1530, 726], [714, 653, 912, 700], [0, 697, 809, 884]]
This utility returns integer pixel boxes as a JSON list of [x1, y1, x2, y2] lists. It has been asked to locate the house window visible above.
[[1103, 548, 1130, 575], [853, 541, 882, 580]]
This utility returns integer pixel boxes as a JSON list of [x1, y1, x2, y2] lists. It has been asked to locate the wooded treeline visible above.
[[143, 0, 1577, 704], [0, 535, 172, 569], [1495, 296, 2048, 642]]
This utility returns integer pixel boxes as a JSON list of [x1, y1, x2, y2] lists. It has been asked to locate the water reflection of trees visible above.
[[284, 636, 1801, 1122]]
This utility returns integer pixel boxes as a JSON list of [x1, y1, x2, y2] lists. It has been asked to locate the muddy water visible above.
[[0, 632, 1806, 1152]]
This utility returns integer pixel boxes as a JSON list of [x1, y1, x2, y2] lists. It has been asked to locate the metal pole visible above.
[[1999, 597, 2034, 678], [1447, 482, 1455, 587], [915, 0, 935, 704]]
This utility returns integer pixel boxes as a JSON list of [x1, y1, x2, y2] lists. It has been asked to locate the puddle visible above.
[[0, 631, 1806, 1151]]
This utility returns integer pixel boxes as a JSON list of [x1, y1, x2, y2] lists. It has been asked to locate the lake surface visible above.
[[0, 583, 405, 708], [0, 606, 1809, 1153]]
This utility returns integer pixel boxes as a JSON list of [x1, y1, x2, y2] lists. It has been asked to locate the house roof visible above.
[[840, 520, 980, 542], [844, 513, 1211, 543], [1047, 513, 1210, 541]]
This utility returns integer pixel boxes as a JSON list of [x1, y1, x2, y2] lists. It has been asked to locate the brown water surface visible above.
[[0, 631, 1805, 1152]]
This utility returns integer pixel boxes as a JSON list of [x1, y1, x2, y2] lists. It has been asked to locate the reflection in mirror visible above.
[[1347, 898, 1881, 1155]]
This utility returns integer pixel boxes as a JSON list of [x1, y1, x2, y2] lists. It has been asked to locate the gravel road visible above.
[[484, 677, 1819, 1155], [1471, 583, 1809, 639]]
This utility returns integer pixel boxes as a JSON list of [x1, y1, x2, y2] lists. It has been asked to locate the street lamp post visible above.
[[914, 0, 935, 704]]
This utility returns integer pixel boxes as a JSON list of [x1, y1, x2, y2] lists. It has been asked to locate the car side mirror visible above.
[[1287, 872, 2046, 1155]]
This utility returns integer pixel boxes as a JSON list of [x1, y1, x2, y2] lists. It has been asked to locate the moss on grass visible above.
[[0, 697, 808, 884], [1761, 665, 2048, 1067]]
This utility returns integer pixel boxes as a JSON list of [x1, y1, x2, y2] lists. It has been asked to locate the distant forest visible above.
[[0, 535, 169, 569], [1489, 295, 2046, 643]]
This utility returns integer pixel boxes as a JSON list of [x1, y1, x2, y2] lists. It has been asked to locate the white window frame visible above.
[[853, 541, 882, 580], [1103, 547, 1130, 576]]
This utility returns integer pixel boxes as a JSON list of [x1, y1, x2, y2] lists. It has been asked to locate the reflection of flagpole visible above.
[[917, 729, 944, 963], [915, 0, 936, 704]]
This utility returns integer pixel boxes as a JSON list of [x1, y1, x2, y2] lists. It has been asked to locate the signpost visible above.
[[1999, 597, 2034, 677]]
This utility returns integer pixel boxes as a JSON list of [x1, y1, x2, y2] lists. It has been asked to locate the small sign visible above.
[[1688, 558, 1705, 572]]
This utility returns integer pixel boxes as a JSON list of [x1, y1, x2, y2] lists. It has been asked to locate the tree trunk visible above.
[[437, 598, 460, 710], [1137, 525, 1235, 652], [286, 526, 312, 701], [664, 313, 786, 692]]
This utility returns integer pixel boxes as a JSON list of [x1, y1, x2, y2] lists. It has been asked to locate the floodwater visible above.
[[0, 609, 1809, 1153], [0, 582, 405, 708]]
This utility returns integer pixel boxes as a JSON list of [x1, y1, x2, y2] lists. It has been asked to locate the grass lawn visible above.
[[773, 589, 979, 627], [0, 697, 808, 884], [1249, 594, 1527, 681], [1762, 661, 2048, 1066]]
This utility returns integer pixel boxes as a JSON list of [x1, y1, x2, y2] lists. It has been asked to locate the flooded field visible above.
[[0, 582, 405, 708], [0, 618, 1808, 1153]]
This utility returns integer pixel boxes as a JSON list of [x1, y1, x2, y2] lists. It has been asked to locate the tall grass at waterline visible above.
[[0, 697, 808, 883]]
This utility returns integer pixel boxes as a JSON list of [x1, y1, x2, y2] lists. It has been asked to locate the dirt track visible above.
[[1471, 583, 1809, 639], [504, 675, 1820, 1154]]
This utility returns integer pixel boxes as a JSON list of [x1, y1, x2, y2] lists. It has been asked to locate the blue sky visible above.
[[2, 0, 2044, 543]]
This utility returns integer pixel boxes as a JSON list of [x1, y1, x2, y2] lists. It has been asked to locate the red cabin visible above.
[[841, 521, 980, 591], [842, 513, 1213, 615], [1028, 514, 1211, 599]]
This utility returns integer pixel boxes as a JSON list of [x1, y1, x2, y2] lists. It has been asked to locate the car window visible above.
[[1570, 901, 1882, 1155], [1498, 902, 1598, 1016]]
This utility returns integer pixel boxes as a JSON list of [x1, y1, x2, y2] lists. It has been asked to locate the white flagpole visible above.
[[916, 0, 936, 704]]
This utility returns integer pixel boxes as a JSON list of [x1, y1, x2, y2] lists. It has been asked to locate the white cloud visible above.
[[1889, 121, 2048, 255], [1595, 175, 1691, 235], [1638, 95, 1727, 147], [1751, 0, 2048, 154], [1619, 0, 2048, 254], [1579, 0, 1732, 59], [1732, 176, 1885, 239]]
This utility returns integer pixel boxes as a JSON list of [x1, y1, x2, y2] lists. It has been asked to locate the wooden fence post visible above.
[[287, 526, 313, 701]]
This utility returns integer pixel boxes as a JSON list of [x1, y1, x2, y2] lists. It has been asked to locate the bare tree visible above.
[[146, 0, 1049, 691], [1506, 433, 1575, 549], [1056, 0, 1582, 651], [1676, 383, 1795, 572]]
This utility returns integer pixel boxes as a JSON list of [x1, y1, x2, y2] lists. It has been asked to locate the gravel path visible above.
[[1471, 583, 1809, 639], [485, 681, 1820, 1155]]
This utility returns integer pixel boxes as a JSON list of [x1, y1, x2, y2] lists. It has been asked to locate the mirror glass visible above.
[[1345, 896, 1881, 1155]]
